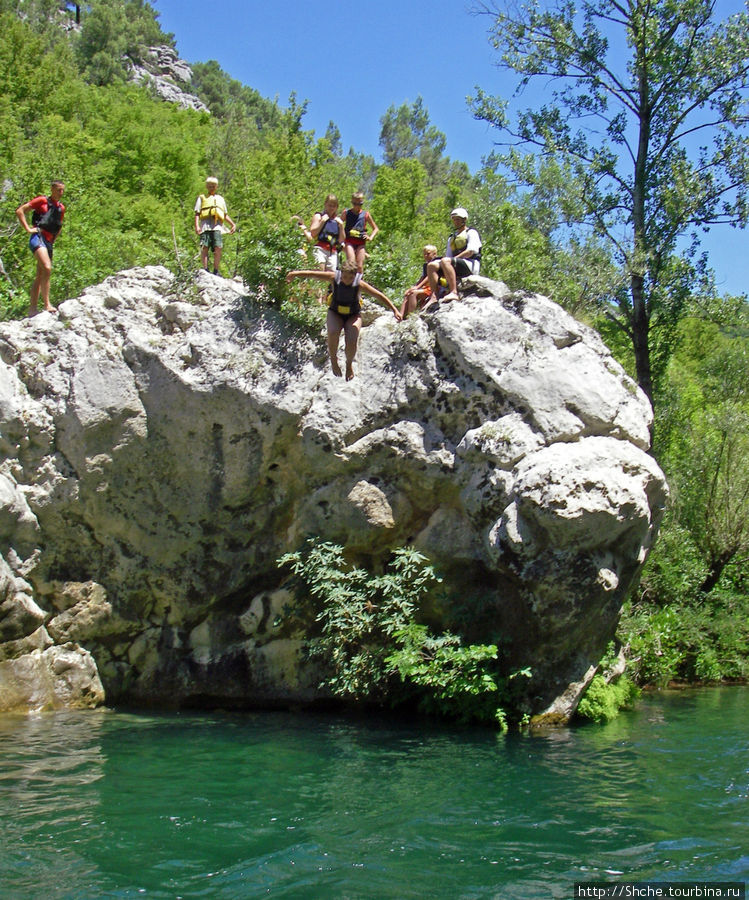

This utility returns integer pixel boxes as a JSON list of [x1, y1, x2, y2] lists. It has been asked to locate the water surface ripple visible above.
[[0, 687, 746, 898]]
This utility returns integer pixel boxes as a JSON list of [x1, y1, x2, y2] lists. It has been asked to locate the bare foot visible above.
[[345, 363, 355, 381], [442, 291, 459, 302], [44, 305, 57, 314], [331, 359, 342, 377]]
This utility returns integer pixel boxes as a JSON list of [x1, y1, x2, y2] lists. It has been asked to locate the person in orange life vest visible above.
[[309, 194, 344, 272], [286, 259, 401, 381], [425, 207, 482, 305], [15, 180, 65, 316], [343, 191, 378, 273], [194, 176, 236, 275], [400, 245, 439, 319]]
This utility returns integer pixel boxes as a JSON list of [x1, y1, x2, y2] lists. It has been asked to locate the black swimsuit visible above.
[[328, 271, 362, 321]]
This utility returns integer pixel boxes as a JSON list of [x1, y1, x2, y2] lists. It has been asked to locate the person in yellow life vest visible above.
[[343, 191, 379, 274], [194, 176, 236, 275], [309, 195, 344, 272], [425, 207, 482, 305]]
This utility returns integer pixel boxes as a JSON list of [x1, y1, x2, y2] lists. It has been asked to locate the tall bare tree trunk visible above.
[[631, 38, 655, 421], [630, 272, 653, 406]]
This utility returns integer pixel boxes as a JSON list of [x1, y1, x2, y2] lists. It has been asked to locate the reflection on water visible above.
[[0, 689, 747, 899]]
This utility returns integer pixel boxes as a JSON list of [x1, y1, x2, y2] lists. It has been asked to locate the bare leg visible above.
[[200, 242, 209, 270], [426, 259, 441, 297], [213, 245, 222, 274], [401, 288, 418, 319], [439, 259, 458, 299], [326, 309, 344, 377], [30, 246, 54, 316], [343, 315, 362, 381], [354, 245, 367, 274]]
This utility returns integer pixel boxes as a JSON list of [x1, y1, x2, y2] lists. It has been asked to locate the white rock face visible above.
[[129, 45, 209, 113], [0, 268, 667, 721]]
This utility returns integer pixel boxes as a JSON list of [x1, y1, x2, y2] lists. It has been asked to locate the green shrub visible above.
[[0, 278, 28, 321], [277, 296, 326, 335], [619, 593, 749, 685], [636, 518, 708, 607], [576, 674, 640, 723], [386, 623, 503, 724], [238, 219, 311, 306], [362, 233, 421, 300], [279, 538, 512, 726]]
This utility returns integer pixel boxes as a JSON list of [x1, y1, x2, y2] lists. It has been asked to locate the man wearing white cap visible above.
[[426, 207, 482, 303], [194, 176, 236, 275]]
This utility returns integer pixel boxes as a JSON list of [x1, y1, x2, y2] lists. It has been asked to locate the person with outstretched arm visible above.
[[287, 260, 401, 380]]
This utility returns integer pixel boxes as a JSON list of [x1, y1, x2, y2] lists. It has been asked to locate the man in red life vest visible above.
[[15, 180, 66, 316]]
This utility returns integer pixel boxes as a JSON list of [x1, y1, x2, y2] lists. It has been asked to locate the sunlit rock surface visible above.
[[129, 45, 209, 113], [0, 267, 667, 720]]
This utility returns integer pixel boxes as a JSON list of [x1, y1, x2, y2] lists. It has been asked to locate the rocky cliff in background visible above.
[[129, 45, 209, 113], [0, 268, 667, 721]]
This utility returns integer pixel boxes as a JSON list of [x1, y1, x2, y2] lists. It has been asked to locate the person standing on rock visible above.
[[286, 259, 401, 380], [194, 176, 236, 276], [15, 180, 65, 316], [343, 191, 378, 274], [309, 195, 344, 273], [425, 207, 481, 306]]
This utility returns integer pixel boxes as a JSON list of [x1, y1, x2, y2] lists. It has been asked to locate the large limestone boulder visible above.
[[0, 267, 667, 720]]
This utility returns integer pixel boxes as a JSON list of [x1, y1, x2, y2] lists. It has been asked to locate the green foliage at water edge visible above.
[[279, 539, 519, 727], [576, 674, 640, 724]]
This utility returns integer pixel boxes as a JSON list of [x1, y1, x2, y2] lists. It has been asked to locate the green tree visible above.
[[0, 0, 71, 40], [619, 309, 749, 685], [191, 59, 281, 127], [324, 121, 342, 157], [379, 97, 449, 183], [472, 0, 749, 408], [76, 0, 173, 84], [371, 158, 428, 237], [0, 12, 211, 312], [657, 315, 749, 593], [280, 539, 507, 724]]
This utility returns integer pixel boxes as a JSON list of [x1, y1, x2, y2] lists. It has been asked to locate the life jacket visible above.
[[32, 197, 64, 236], [451, 230, 468, 253], [199, 194, 226, 223], [450, 227, 481, 260], [328, 270, 362, 316], [345, 208, 367, 242], [316, 213, 341, 249]]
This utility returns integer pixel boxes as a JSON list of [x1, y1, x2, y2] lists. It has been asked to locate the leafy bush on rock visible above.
[[279, 539, 512, 726]]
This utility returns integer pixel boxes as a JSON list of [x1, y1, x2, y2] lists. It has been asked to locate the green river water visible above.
[[0, 687, 746, 899]]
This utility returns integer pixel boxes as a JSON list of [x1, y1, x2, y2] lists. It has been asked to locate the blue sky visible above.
[[152, 0, 748, 297]]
